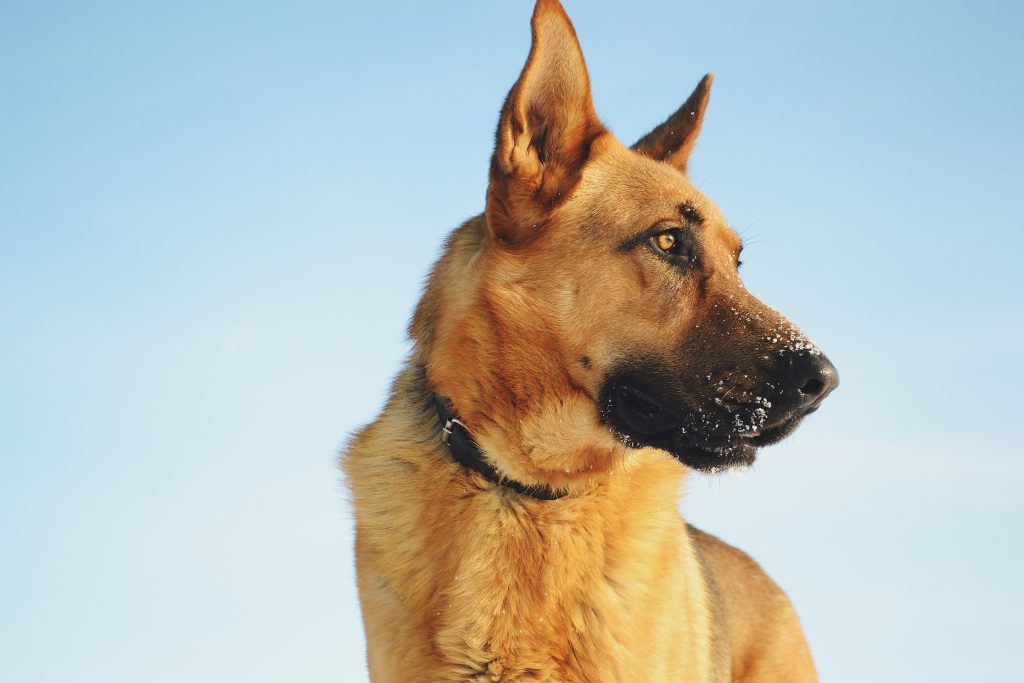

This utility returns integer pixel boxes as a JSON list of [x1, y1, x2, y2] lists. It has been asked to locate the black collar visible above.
[[433, 395, 567, 501]]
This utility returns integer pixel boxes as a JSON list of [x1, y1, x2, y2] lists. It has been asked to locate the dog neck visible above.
[[346, 361, 706, 679], [433, 394, 568, 501]]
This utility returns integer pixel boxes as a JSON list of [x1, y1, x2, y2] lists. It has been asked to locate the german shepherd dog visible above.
[[344, 1, 838, 680]]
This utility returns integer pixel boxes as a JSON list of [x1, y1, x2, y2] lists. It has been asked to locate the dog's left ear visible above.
[[486, 0, 605, 244], [632, 73, 713, 173]]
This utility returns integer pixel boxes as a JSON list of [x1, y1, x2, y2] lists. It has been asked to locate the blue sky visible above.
[[1, 1, 1022, 681]]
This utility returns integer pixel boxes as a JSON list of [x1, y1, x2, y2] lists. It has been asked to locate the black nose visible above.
[[783, 351, 839, 408]]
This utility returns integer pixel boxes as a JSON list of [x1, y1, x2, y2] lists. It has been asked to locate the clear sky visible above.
[[2, 1, 1022, 681]]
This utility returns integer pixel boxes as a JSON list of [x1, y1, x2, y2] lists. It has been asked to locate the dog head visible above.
[[415, 0, 837, 488]]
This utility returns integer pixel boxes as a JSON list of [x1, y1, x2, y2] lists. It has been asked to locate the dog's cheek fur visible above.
[[516, 393, 625, 474], [417, 225, 626, 490]]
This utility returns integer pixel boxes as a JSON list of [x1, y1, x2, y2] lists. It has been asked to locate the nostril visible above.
[[781, 350, 839, 406], [801, 377, 825, 397]]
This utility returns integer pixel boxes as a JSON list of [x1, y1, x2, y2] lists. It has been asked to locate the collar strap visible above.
[[433, 395, 567, 501]]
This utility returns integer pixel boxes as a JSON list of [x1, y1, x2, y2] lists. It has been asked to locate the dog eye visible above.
[[653, 229, 682, 254]]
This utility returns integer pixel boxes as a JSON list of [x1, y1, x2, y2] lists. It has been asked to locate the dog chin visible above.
[[681, 409, 817, 471], [610, 427, 758, 472], [674, 438, 758, 472], [607, 409, 814, 473], [687, 408, 822, 471]]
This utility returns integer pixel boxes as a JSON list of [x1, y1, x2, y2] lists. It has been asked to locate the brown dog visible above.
[[343, 1, 838, 680]]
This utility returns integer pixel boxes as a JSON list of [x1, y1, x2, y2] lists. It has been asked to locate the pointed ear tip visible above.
[[701, 73, 714, 89], [533, 0, 568, 19], [535, 0, 565, 10], [528, 0, 581, 55], [531, 0, 577, 34]]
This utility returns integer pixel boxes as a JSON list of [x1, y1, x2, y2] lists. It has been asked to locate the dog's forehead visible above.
[[566, 147, 732, 244]]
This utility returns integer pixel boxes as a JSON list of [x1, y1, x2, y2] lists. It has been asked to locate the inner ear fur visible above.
[[632, 73, 713, 173], [486, 0, 606, 244]]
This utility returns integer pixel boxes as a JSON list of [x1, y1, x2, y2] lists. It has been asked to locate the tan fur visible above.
[[344, 1, 820, 680]]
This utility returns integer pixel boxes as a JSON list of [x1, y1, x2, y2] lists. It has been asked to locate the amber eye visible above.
[[654, 229, 680, 254]]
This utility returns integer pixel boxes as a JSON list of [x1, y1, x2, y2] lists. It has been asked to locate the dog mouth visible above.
[[672, 414, 813, 471], [600, 374, 811, 472]]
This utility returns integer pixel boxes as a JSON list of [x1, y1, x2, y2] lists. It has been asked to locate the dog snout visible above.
[[781, 350, 839, 409]]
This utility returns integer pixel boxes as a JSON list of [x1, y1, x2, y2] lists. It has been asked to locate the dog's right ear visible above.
[[632, 74, 713, 174], [486, 0, 605, 245]]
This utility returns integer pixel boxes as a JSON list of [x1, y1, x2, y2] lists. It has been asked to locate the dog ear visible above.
[[632, 73, 713, 173], [486, 0, 605, 244]]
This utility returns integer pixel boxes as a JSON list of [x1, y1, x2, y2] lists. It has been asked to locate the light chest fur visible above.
[[345, 368, 722, 682]]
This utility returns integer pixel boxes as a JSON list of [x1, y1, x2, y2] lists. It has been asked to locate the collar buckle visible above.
[[433, 393, 567, 501], [440, 417, 466, 447]]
